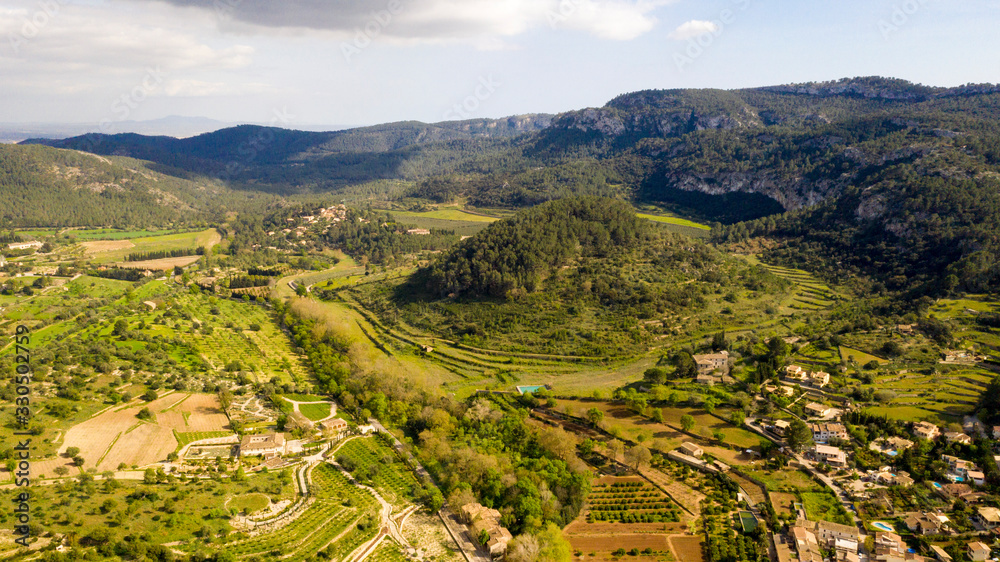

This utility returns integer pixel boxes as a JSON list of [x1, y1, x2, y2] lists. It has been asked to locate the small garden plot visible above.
[[800, 491, 852, 526], [586, 478, 681, 524], [336, 436, 424, 509]]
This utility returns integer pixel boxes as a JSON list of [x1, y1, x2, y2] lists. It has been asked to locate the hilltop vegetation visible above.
[[343, 197, 791, 356]]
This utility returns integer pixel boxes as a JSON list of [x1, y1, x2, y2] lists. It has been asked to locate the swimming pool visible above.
[[933, 482, 943, 489], [516, 385, 547, 395], [872, 522, 895, 532]]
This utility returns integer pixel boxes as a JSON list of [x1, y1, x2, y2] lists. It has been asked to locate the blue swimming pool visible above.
[[933, 482, 943, 489], [872, 522, 895, 532], [516, 385, 547, 395]]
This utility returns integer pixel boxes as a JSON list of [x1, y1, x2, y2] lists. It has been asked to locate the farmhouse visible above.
[[912, 421, 940, 441], [942, 455, 977, 479], [7, 240, 43, 251], [810, 445, 847, 467], [804, 403, 833, 418], [461, 503, 513, 559], [929, 546, 952, 562], [967, 470, 986, 486], [321, 418, 349, 438], [406, 228, 431, 235], [810, 423, 848, 443], [239, 433, 286, 458], [693, 351, 731, 376], [875, 472, 914, 487], [678, 442, 704, 458]]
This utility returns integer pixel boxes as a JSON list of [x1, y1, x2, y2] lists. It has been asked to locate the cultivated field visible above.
[[116, 255, 202, 270], [80, 239, 135, 254], [58, 392, 230, 471]]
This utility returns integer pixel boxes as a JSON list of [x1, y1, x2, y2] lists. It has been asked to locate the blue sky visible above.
[[1, 0, 997, 128]]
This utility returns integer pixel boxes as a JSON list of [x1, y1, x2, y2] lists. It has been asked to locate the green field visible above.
[[636, 213, 711, 230], [228, 492, 271, 514], [299, 402, 333, 421], [387, 208, 499, 223]]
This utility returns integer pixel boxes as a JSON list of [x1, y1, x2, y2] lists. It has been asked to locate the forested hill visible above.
[[418, 197, 651, 298], [0, 143, 253, 227]]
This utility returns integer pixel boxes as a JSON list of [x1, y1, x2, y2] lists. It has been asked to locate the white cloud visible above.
[[668, 19, 719, 41], [139, 0, 675, 43]]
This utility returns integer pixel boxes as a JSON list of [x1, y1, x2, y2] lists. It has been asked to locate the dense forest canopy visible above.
[[419, 197, 651, 299]]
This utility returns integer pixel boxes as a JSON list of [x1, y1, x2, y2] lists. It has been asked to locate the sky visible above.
[[1, 0, 998, 130]]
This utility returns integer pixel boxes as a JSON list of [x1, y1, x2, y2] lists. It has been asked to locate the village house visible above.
[[913, 421, 941, 441], [967, 470, 986, 486], [875, 471, 914, 487], [968, 542, 991, 562], [810, 445, 847, 467], [936, 483, 972, 501], [796, 519, 860, 546], [804, 402, 834, 418], [791, 526, 824, 562], [810, 422, 849, 443], [461, 503, 513, 559], [809, 371, 831, 388], [771, 419, 791, 436], [239, 433, 286, 458], [976, 506, 1000, 529], [785, 365, 808, 381], [693, 351, 732, 376], [942, 455, 978, 480], [874, 531, 925, 562], [904, 512, 949, 535], [945, 432, 973, 445], [929, 546, 952, 562]]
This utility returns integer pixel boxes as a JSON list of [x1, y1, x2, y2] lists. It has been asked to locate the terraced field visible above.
[[864, 367, 991, 422], [335, 437, 423, 509], [218, 462, 379, 561], [761, 264, 841, 312]]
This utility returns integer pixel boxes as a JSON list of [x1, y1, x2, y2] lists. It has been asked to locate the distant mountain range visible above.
[[12, 76, 1000, 295]]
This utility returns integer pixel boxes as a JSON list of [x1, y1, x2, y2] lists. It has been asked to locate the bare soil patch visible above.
[[116, 255, 201, 271], [81, 240, 135, 254], [669, 536, 706, 562]]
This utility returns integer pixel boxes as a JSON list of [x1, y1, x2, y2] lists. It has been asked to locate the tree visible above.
[[65, 446, 80, 458], [72, 455, 85, 467], [144, 468, 157, 484], [680, 414, 695, 432], [608, 439, 625, 468], [730, 410, 746, 427], [585, 407, 604, 427], [786, 419, 814, 452], [54, 466, 70, 477], [625, 444, 652, 471], [651, 408, 664, 423], [136, 407, 153, 421], [112, 318, 128, 337], [142, 389, 158, 402], [506, 533, 541, 562], [712, 330, 729, 351]]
